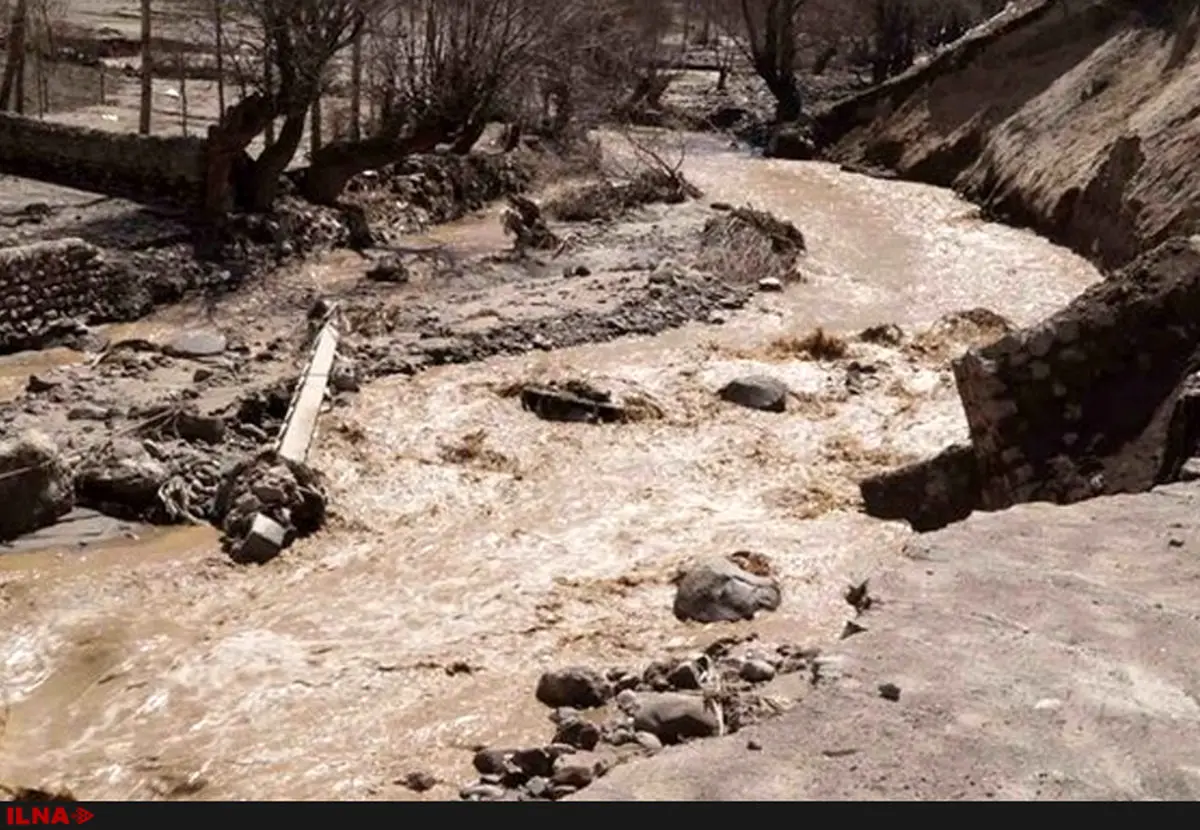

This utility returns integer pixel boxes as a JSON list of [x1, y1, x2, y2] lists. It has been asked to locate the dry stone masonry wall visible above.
[[0, 238, 138, 352], [0, 113, 205, 206], [953, 236, 1200, 511]]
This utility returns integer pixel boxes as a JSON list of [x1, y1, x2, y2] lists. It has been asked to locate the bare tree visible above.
[[0, 0, 28, 113], [140, 0, 152, 133], [731, 0, 806, 122], [203, 0, 372, 214], [298, 0, 569, 205]]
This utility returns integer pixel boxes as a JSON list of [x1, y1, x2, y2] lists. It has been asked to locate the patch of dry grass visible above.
[[765, 328, 849, 361], [437, 429, 519, 474]]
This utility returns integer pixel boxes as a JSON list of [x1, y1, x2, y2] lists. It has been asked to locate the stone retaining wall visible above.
[[952, 236, 1200, 510], [0, 239, 141, 353], [0, 113, 205, 206]]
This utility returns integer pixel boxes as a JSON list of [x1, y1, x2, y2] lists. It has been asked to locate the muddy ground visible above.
[[0, 126, 1103, 799]]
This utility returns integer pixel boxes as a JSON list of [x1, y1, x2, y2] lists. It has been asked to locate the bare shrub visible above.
[[696, 205, 807, 284]]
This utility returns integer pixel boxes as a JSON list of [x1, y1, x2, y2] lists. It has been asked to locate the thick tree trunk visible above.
[[299, 123, 447, 205], [0, 0, 28, 112], [247, 107, 307, 212], [202, 93, 276, 217], [451, 117, 489, 154]]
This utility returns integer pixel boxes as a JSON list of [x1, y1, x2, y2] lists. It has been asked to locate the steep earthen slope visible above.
[[819, 0, 1200, 269]]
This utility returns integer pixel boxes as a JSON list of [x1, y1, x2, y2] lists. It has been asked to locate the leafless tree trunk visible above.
[[213, 0, 225, 117], [177, 52, 188, 136], [735, 0, 805, 122], [139, 0, 152, 134], [349, 27, 363, 140], [0, 0, 28, 113], [309, 90, 322, 158]]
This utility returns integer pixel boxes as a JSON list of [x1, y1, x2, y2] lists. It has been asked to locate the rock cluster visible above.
[[0, 430, 73, 541], [459, 636, 816, 801], [211, 451, 327, 564]]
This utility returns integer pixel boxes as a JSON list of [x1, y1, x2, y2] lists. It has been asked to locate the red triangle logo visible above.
[[73, 808, 94, 824]]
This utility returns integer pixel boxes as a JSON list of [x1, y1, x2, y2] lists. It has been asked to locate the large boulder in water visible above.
[[0, 430, 73, 541], [673, 555, 782, 623]]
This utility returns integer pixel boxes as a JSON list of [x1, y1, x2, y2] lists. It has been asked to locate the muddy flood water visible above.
[[0, 137, 1100, 799]]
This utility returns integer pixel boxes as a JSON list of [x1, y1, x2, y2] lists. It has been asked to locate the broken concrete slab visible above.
[[859, 443, 981, 532], [277, 321, 338, 464], [238, 513, 288, 564]]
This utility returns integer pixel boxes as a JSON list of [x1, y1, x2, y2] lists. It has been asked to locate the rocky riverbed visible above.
[[0, 133, 1103, 800]]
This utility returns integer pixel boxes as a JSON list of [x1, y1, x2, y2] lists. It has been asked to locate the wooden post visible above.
[[213, 0, 225, 117], [176, 51, 188, 136], [139, 0, 152, 134]]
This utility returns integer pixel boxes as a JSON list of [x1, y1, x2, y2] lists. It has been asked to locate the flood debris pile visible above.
[[696, 205, 807, 286], [211, 451, 327, 564], [459, 635, 817, 801], [0, 430, 74, 542], [345, 152, 534, 244], [518, 378, 664, 425], [501, 195, 559, 255], [545, 168, 701, 223], [861, 236, 1200, 531]]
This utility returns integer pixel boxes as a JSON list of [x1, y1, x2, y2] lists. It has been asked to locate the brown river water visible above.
[[0, 135, 1099, 799]]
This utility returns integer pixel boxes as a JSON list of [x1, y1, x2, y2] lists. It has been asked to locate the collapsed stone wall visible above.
[[953, 236, 1200, 511], [858, 236, 1200, 529], [0, 114, 205, 207], [0, 239, 149, 353]]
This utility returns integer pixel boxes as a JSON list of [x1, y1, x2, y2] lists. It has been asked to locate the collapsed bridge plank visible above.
[[277, 320, 339, 465]]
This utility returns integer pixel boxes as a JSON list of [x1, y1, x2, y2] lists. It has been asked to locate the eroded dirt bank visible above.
[[819, 0, 1200, 269], [0, 138, 1101, 799]]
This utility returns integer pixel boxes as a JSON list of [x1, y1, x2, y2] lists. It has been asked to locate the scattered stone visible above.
[[67, 403, 110, 421], [399, 771, 437, 792], [666, 660, 704, 690], [551, 765, 595, 789], [554, 717, 601, 751], [535, 667, 612, 709], [460, 782, 506, 801], [0, 430, 74, 542], [841, 621, 869, 639], [364, 251, 410, 283], [26, 374, 59, 394], [520, 382, 626, 424], [472, 748, 514, 776], [673, 555, 783, 623], [845, 579, 874, 614], [547, 783, 578, 800], [739, 660, 777, 683], [193, 367, 214, 383], [879, 682, 902, 702], [859, 323, 905, 345], [718, 375, 789, 413], [629, 693, 720, 744], [747, 739, 763, 751], [511, 747, 556, 779], [634, 731, 663, 754], [164, 329, 227, 358], [175, 410, 226, 444], [74, 438, 170, 522], [757, 277, 784, 292], [525, 776, 549, 798]]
